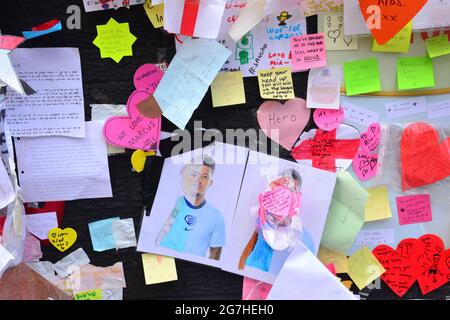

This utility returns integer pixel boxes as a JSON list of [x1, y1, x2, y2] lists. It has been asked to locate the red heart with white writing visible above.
[[358, 0, 429, 45], [373, 238, 424, 297], [353, 151, 378, 180], [257, 98, 310, 151], [360, 123, 381, 153], [401, 123, 450, 191], [416, 234, 448, 295], [104, 90, 161, 151]]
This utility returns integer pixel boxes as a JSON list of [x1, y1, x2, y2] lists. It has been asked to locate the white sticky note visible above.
[[385, 97, 427, 119], [356, 229, 395, 247], [427, 99, 450, 120], [307, 66, 342, 110], [112, 218, 137, 249], [26, 212, 58, 240], [341, 101, 380, 127]]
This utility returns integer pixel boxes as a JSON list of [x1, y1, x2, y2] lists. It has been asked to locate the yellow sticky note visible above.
[[425, 35, 450, 58], [144, 0, 164, 29], [365, 186, 392, 222], [142, 254, 178, 285], [318, 246, 349, 274], [324, 14, 358, 51], [211, 71, 246, 107], [74, 289, 102, 300], [373, 21, 412, 53], [348, 247, 385, 290], [48, 227, 77, 252], [257, 67, 295, 100], [93, 18, 137, 63]]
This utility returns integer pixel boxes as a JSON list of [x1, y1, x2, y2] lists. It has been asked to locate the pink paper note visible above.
[[23, 232, 43, 263], [242, 277, 272, 300], [313, 107, 344, 131], [260, 186, 292, 217], [360, 123, 381, 153], [133, 64, 163, 93], [291, 33, 327, 71], [0, 35, 25, 50], [353, 152, 378, 181], [396, 194, 432, 226]]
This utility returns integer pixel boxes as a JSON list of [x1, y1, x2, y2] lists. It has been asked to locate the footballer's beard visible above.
[[183, 182, 204, 205]]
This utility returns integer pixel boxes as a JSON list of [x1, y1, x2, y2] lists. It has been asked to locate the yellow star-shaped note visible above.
[[93, 18, 137, 63]]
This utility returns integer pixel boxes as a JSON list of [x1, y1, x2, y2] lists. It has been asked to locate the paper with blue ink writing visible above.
[[153, 38, 231, 129], [177, 0, 307, 77]]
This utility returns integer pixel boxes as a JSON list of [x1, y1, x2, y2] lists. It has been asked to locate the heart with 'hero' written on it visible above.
[[373, 238, 425, 298], [400, 123, 450, 191], [358, 0, 428, 45], [257, 98, 310, 151]]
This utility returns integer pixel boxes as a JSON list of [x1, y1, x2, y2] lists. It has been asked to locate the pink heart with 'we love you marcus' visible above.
[[104, 91, 161, 151]]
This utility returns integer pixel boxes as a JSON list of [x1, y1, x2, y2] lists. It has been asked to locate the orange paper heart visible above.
[[358, 0, 428, 45]]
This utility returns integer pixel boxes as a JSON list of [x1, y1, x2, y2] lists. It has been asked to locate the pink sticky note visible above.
[[353, 151, 378, 181], [0, 35, 25, 50], [326, 263, 337, 276], [104, 64, 163, 151], [133, 64, 163, 93], [260, 186, 292, 217], [313, 107, 344, 131], [23, 232, 43, 263], [396, 194, 432, 226], [291, 33, 327, 71], [242, 277, 272, 300], [360, 123, 381, 153]]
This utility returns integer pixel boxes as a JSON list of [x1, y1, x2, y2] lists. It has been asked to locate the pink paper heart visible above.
[[103, 90, 161, 151], [353, 151, 378, 181], [257, 98, 310, 150], [133, 63, 163, 92], [360, 123, 381, 153], [313, 107, 344, 131], [260, 186, 292, 218]]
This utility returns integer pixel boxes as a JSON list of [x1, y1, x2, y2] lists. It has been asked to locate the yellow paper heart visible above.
[[48, 227, 77, 252], [131, 150, 156, 173]]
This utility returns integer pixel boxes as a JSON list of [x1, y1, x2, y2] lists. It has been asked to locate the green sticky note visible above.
[[74, 289, 102, 300], [344, 58, 381, 96], [320, 172, 369, 254], [397, 56, 435, 90], [373, 21, 412, 53], [425, 35, 450, 58]]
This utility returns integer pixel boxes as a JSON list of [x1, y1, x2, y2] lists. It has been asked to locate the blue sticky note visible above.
[[153, 38, 231, 129], [22, 21, 62, 40], [88, 217, 120, 252]]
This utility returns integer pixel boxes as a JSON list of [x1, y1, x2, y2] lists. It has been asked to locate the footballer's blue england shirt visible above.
[[160, 197, 226, 257]]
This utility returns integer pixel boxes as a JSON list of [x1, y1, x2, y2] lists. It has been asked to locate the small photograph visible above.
[[137, 142, 248, 268], [221, 151, 337, 284]]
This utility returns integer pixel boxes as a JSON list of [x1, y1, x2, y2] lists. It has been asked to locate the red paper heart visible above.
[[358, 0, 428, 45], [401, 123, 450, 191], [416, 234, 448, 295], [373, 238, 424, 297]]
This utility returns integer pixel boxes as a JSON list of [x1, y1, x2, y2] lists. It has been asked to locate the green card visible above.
[[344, 58, 382, 96], [397, 56, 435, 90], [320, 172, 369, 254], [425, 35, 450, 58]]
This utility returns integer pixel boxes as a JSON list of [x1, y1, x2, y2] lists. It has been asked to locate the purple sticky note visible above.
[[396, 194, 432, 226]]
